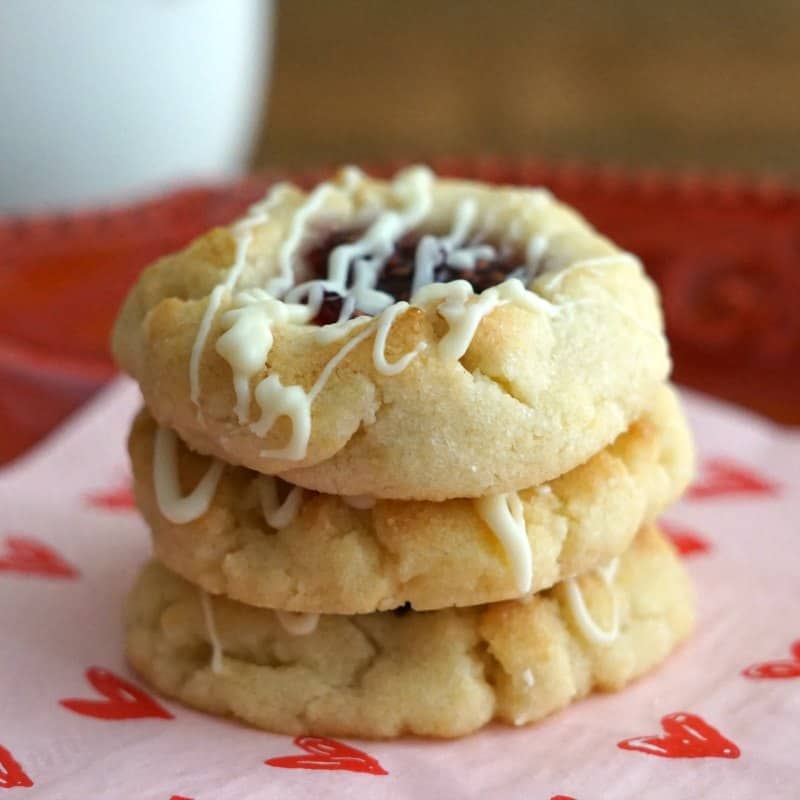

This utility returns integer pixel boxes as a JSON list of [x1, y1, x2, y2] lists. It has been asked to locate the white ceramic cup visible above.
[[0, 0, 273, 212]]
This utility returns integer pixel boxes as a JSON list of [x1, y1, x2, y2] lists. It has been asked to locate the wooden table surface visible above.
[[259, 1, 800, 177]]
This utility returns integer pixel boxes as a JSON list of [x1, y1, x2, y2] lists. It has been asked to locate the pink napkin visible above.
[[1, 379, 798, 799]]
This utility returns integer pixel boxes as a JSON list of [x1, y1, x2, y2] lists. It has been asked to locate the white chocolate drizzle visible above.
[[410, 198, 495, 294], [526, 233, 549, 265], [245, 301, 423, 461], [275, 610, 320, 636], [313, 314, 372, 345], [250, 373, 312, 459], [189, 184, 290, 413], [186, 165, 571, 466], [564, 557, 620, 645], [188, 168, 434, 460], [199, 589, 224, 674], [258, 476, 304, 529], [512, 234, 549, 284], [411, 277, 557, 361], [307, 321, 378, 400], [267, 320, 370, 455], [268, 183, 337, 297], [284, 166, 435, 316], [217, 290, 311, 424], [413, 280, 502, 360], [372, 301, 427, 375], [492, 277, 560, 315], [153, 426, 224, 524], [190, 284, 226, 410], [475, 492, 533, 595]]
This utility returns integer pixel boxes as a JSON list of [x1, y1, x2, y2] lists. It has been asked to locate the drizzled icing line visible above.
[[564, 557, 620, 645], [372, 301, 427, 374], [199, 589, 224, 674], [248, 301, 425, 460], [189, 184, 291, 413], [285, 166, 435, 316], [192, 168, 435, 457], [258, 476, 304, 529], [475, 492, 533, 595], [412, 278, 557, 361], [189, 232, 252, 410], [247, 318, 374, 460], [190, 284, 226, 412], [269, 183, 337, 298], [217, 291, 311, 425], [414, 281, 502, 361], [153, 426, 224, 524], [186, 165, 569, 466], [410, 197, 495, 294], [250, 373, 313, 459]]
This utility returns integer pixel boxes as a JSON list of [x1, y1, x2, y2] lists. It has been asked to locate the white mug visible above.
[[0, 0, 273, 212]]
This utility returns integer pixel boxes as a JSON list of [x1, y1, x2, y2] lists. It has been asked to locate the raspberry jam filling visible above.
[[303, 229, 523, 326]]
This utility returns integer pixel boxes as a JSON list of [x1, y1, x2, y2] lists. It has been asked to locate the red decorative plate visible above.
[[1, 160, 798, 464]]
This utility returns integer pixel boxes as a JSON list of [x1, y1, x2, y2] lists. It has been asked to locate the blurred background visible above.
[[261, 0, 800, 176], [1, 0, 799, 464], [4, 0, 800, 212]]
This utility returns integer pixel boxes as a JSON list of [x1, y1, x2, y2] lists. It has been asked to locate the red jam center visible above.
[[303, 230, 521, 325]]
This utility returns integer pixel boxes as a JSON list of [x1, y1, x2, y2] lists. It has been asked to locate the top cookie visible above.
[[113, 166, 670, 500]]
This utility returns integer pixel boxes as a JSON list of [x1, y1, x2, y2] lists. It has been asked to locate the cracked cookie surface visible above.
[[130, 384, 692, 613], [124, 525, 693, 739], [113, 166, 670, 500]]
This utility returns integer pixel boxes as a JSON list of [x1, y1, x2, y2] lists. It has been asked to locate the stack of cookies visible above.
[[113, 166, 695, 739]]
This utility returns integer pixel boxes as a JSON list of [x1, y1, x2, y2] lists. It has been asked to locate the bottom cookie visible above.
[[125, 525, 693, 739]]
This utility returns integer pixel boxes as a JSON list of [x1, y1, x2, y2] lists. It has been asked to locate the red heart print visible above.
[[551, 796, 577, 800], [84, 479, 136, 510], [0, 536, 78, 578], [661, 522, 710, 557], [618, 712, 740, 759], [743, 639, 800, 679], [60, 667, 173, 720], [688, 458, 777, 500], [0, 745, 33, 789], [266, 736, 388, 775]]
